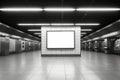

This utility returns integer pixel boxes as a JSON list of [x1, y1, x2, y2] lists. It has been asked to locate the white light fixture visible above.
[[81, 29, 92, 31], [0, 7, 43, 12], [101, 32, 119, 38], [11, 35, 21, 38], [18, 23, 50, 26], [81, 32, 86, 34], [87, 39, 92, 42], [28, 29, 41, 31], [0, 32, 9, 36], [51, 23, 74, 25], [76, 8, 120, 11], [18, 23, 100, 26], [44, 8, 75, 12], [75, 23, 100, 26], [24, 38, 30, 41], [34, 33, 41, 35], [92, 37, 100, 40]]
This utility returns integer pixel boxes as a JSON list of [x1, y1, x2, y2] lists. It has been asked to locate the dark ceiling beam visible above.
[[82, 19, 120, 40], [0, 23, 40, 41]]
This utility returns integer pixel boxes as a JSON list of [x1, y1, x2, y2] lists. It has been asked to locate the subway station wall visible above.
[[41, 26, 81, 55], [0, 36, 41, 56], [81, 38, 120, 54]]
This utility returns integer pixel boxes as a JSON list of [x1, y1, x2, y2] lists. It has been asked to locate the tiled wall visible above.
[[41, 26, 81, 55]]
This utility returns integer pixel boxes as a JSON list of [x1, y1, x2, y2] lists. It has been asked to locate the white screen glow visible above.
[[47, 31, 75, 48]]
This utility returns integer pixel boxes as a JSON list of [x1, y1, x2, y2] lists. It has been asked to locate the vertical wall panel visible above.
[[0, 37, 9, 55], [15, 40, 22, 53], [9, 38, 16, 52]]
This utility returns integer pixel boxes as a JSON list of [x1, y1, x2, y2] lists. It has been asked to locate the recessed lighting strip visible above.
[[51, 23, 74, 25], [0, 7, 119, 12], [34, 33, 41, 35], [75, 23, 100, 26], [18, 23, 100, 26], [44, 8, 75, 11], [81, 32, 87, 34], [76, 8, 120, 11], [28, 29, 41, 31], [0, 7, 43, 11], [18, 23, 50, 26], [81, 29, 92, 31]]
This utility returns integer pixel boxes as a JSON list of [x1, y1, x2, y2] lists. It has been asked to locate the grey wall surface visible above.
[[9, 38, 16, 52], [41, 26, 81, 55]]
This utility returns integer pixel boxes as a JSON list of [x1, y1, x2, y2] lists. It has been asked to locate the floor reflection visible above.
[[0, 51, 120, 80]]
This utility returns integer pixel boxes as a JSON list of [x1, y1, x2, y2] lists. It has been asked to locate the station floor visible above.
[[0, 51, 120, 80]]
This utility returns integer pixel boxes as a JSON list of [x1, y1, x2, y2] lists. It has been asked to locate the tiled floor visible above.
[[0, 51, 120, 80]]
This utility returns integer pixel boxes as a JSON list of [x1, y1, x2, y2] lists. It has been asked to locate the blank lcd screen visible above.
[[47, 31, 75, 49]]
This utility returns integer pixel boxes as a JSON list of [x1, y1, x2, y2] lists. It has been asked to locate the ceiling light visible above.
[[75, 23, 100, 26], [81, 29, 92, 31], [24, 38, 30, 41], [87, 40, 92, 42], [44, 8, 75, 12], [81, 32, 86, 34], [0, 32, 9, 36], [51, 23, 74, 25], [92, 37, 100, 40], [34, 33, 41, 35], [18, 23, 50, 26], [28, 29, 41, 31], [18, 23, 99, 26], [11, 35, 21, 38], [76, 8, 120, 11], [0, 7, 43, 12], [101, 32, 119, 38]]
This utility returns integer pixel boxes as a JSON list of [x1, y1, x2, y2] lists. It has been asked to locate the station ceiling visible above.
[[0, 0, 120, 39]]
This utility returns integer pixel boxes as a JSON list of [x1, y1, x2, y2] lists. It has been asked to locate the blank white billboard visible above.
[[47, 31, 75, 48]]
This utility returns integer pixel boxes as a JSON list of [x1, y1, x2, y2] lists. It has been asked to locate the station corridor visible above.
[[0, 51, 120, 80]]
